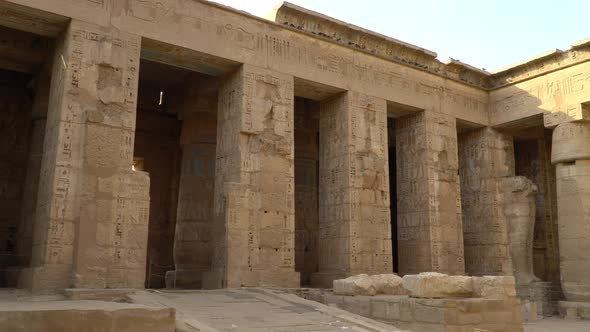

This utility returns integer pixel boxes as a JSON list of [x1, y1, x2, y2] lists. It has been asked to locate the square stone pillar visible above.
[[312, 92, 392, 288], [203, 64, 299, 288], [458, 127, 515, 276], [21, 20, 150, 292], [395, 111, 464, 275]]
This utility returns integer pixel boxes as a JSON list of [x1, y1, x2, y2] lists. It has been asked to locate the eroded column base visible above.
[[517, 281, 560, 316], [202, 270, 300, 289], [311, 272, 350, 289], [559, 301, 590, 320], [19, 265, 71, 294], [164, 269, 207, 289]]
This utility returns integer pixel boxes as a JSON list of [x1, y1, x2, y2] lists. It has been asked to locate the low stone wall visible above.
[[0, 300, 175, 332], [302, 290, 522, 332], [296, 273, 524, 332], [559, 301, 590, 320]]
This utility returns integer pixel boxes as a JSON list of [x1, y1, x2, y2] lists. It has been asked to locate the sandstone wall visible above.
[[459, 128, 514, 276], [204, 64, 299, 288], [396, 111, 464, 275], [313, 92, 392, 287], [22, 20, 150, 291]]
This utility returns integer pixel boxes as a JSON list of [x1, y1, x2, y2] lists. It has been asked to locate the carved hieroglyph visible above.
[[312, 91, 392, 288], [204, 64, 299, 288], [396, 111, 464, 275], [459, 128, 514, 276], [21, 19, 150, 291]]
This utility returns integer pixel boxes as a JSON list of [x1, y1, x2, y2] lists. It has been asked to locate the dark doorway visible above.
[[387, 117, 399, 273]]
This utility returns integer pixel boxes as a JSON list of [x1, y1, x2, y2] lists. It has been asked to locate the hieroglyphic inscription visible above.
[[208, 64, 298, 288], [396, 111, 464, 275], [458, 128, 514, 276]]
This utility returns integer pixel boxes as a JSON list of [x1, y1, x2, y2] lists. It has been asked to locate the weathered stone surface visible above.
[[396, 112, 464, 276], [554, 159, 590, 302], [317, 289, 523, 332], [313, 92, 392, 288], [552, 122, 590, 163], [203, 64, 299, 289], [402, 273, 473, 299], [459, 128, 515, 277], [0, 300, 175, 332], [0, 1, 586, 323], [371, 274, 407, 295], [500, 176, 539, 288], [333, 274, 376, 296], [333, 274, 406, 296], [472, 276, 517, 299]]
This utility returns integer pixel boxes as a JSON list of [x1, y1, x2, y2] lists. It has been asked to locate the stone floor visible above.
[[130, 288, 405, 331], [524, 318, 590, 332], [2, 287, 590, 331]]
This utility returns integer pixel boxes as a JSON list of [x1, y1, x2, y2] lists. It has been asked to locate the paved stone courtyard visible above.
[[133, 289, 590, 332], [131, 288, 403, 331]]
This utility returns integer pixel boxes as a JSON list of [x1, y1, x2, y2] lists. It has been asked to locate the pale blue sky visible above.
[[211, 0, 590, 71]]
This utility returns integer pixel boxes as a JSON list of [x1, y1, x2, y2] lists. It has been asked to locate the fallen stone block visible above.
[[370, 274, 407, 295], [472, 276, 516, 299], [402, 272, 473, 298], [333, 274, 376, 296]]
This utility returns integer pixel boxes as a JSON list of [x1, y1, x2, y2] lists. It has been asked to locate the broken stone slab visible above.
[[472, 276, 517, 299], [369, 274, 407, 295], [333, 274, 408, 296], [402, 272, 473, 298], [333, 274, 376, 296]]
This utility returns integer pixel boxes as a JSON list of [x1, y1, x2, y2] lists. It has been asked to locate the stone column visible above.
[[21, 20, 150, 292], [551, 121, 590, 302], [167, 76, 217, 288], [459, 127, 515, 276], [396, 111, 464, 275], [203, 64, 299, 288], [312, 92, 392, 288]]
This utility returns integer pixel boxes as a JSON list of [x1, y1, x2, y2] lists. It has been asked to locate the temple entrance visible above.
[[0, 26, 53, 288], [387, 117, 399, 273], [0, 69, 33, 287]]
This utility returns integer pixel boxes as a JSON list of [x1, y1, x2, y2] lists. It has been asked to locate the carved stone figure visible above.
[[500, 176, 540, 287]]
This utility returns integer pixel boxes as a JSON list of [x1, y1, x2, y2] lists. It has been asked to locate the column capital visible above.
[[551, 121, 590, 164]]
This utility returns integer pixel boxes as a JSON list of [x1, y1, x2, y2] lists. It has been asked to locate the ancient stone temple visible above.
[[0, 0, 589, 320]]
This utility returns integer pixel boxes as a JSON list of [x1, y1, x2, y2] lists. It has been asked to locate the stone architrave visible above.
[[312, 91, 392, 288], [395, 111, 464, 275], [20, 20, 150, 292], [203, 64, 299, 288], [551, 121, 590, 302]]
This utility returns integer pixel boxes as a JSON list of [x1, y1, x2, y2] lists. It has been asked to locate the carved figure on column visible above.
[[500, 176, 540, 288]]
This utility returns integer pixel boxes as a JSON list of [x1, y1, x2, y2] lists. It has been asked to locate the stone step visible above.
[[0, 299, 175, 332]]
